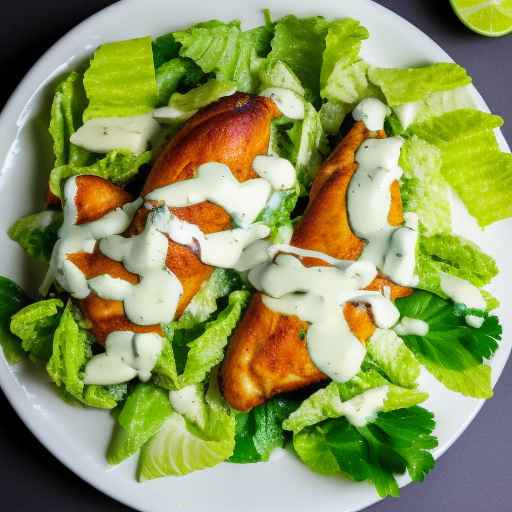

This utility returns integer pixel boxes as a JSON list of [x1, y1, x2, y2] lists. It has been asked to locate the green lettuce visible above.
[[46, 302, 124, 409], [154, 290, 249, 390], [155, 58, 206, 106], [319, 100, 350, 135], [173, 21, 263, 93], [152, 33, 180, 69], [10, 299, 64, 361], [367, 329, 421, 389], [399, 136, 450, 236], [230, 397, 299, 463], [8, 211, 63, 263], [283, 370, 428, 435], [83, 37, 158, 120], [0, 277, 28, 364], [49, 72, 91, 168], [169, 79, 236, 111], [107, 383, 172, 465], [138, 372, 235, 479], [293, 405, 437, 497], [49, 149, 151, 198], [368, 63, 471, 106], [407, 109, 511, 226], [288, 102, 327, 191], [259, 60, 305, 96], [416, 233, 498, 297], [257, 186, 299, 238], [267, 15, 329, 102], [395, 290, 502, 398]]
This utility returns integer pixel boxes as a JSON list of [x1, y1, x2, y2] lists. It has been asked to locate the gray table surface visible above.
[[0, 1, 510, 510]]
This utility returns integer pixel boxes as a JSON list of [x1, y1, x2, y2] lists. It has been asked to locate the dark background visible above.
[[0, 1, 511, 511]]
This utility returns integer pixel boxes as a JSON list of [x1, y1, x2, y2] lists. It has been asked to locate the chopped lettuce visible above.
[[368, 63, 471, 106], [396, 290, 502, 398], [319, 100, 350, 135], [173, 21, 262, 93], [10, 299, 64, 361], [267, 15, 329, 102], [283, 370, 428, 435], [407, 109, 511, 226], [152, 33, 180, 69], [8, 211, 63, 263], [46, 302, 124, 409], [320, 18, 370, 103], [49, 72, 91, 168], [49, 149, 151, 198], [83, 37, 158, 120], [367, 329, 421, 389], [288, 102, 327, 191], [107, 383, 172, 464], [257, 186, 299, 238], [399, 136, 450, 236], [230, 397, 299, 463], [0, 276, 28, 364], [416, 233, 498, 297], [169, 79, 236, 111], [259, 60, 305, 96], [154, 290, 249, 389], [293, 405, 437, 497], [138, 372, 235, 479], [155, 58, 206, 106]]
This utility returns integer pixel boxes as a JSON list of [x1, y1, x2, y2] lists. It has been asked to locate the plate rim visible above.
[[0, 1, 510, 511]]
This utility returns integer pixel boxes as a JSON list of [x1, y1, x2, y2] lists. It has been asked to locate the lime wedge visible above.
[[450, 0, 512, 36]]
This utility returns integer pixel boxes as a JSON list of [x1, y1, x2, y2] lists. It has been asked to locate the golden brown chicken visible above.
[[66, 93, 279, 342], [221, 121, 412, 412]]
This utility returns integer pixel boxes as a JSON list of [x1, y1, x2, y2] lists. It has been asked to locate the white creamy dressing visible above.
[[234, 239, 273, 272], [394, 317, 429, 336], [97, 210, 183, 325], [84, 331, 164, 385], [352, 98, 390, 131], [260, 87, 305, 120], [150, 206, 271, 268], [146, 162, 272, 227], [252, 155, 297, 190], [249, 253, 399, 382], [334, 385, 389, 427], [440, 273, 486, 328], [70, 113, 159, 154], [393, 102, 420, 130], [40, 177, 142, 298], [347, 131, 419, 287]]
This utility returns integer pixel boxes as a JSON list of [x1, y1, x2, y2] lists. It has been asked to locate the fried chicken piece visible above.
[[221, 122, 412, 411], [67, 94, 279, 342]]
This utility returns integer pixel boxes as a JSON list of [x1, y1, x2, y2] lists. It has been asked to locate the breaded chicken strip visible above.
[[221, 122, 412, 411], [66, 93, 279, 342]]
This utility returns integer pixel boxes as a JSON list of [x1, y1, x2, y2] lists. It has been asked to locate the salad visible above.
[[0, 11, 509, 499]]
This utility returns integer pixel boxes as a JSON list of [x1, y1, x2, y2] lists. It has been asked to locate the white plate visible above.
[[0, 1, 510, 511]]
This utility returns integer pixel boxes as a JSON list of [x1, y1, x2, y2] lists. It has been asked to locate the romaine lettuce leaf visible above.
[[399, 136, 450, 236], [49, 149, 151, 198], [259, 60, 305, 96], [395, 290, 502, 398], [154, 290, 249, 389], [267, 15, 329, 102], [10, 299, 64, 361], [155, 58, 206, 106], [0, 276, 28, 364], [416, 233, 498, 297], [283, 370, 428, 435], [257, 186, 299, 238], [318, 100, 350, 135], [49, 72, 91, 168], [138, 372, 235, 479], [83, 37, 158, 120], [169, 79, 236, 111], [8, 211, 63, 263], [152, 33, 181, 69], [230, 397, 299, 463], [293, 405, 437, 497], [320, 19, 371, 104], [407, 109, 511, 226], [287, 102, 327, 191], [173, 21, 262, 93], [107, 383, 172, 465], [367, 328, 421, 389], [368, 63, 471, 106]]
